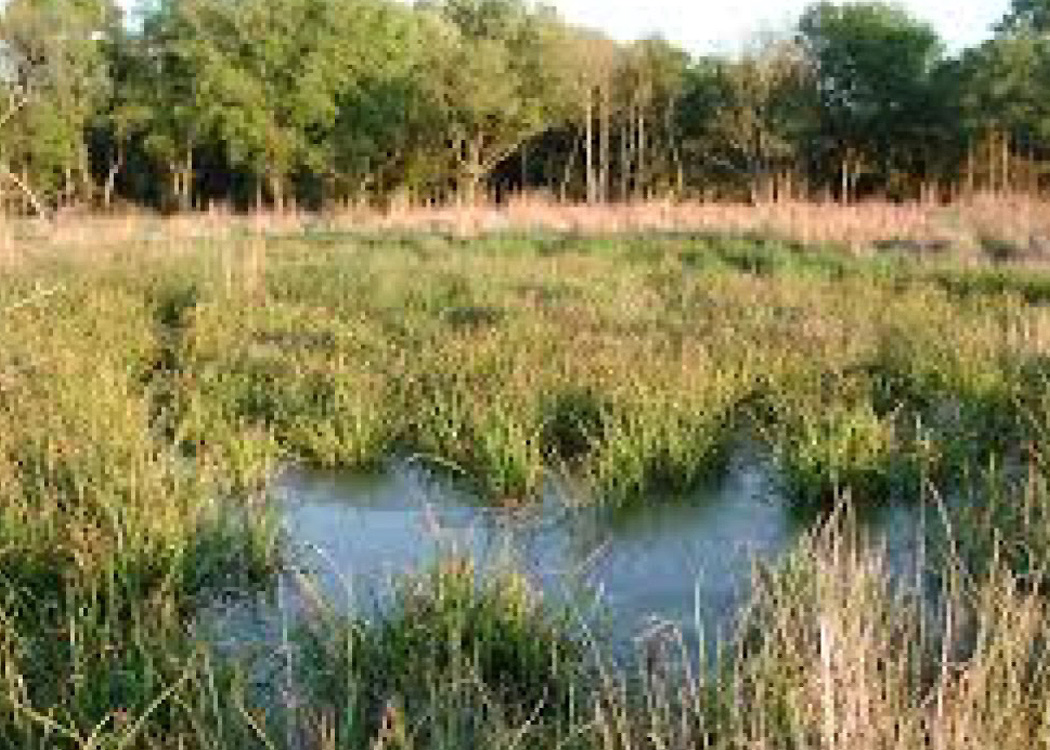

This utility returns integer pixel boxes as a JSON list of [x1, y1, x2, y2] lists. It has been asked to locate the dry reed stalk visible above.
[[2, 194, 1050, 266]]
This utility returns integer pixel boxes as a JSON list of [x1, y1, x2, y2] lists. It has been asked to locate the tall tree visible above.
[[0, 0, 1044, 212], [622, 37, 690, 199], [1000, 0, 1050, 33], [552, 30, 618, 203], [690, 39, 815, 202], [421, 0, 566, 204], [0, 0, 117, 213], [325, 1, 439, 205], [92, 13, 153, 209], [799, 1, 942, 201], [958, 7, 1050, 194]]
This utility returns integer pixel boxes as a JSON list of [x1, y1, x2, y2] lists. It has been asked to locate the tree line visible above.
[[2, 0, 1050, 214]]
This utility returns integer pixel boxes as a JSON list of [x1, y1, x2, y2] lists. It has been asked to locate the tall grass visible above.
[[292, 555, 586, 749], [592, 506, 1050, 750], [0, 267, 279, 748], [6, 193, 1050, 261], [62, 227, 1050, 507], [2, 224, 1050, 747], [237, 494, 1050, 750]]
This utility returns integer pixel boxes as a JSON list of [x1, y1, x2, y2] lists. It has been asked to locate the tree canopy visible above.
[[0, 0, 1046, 212]]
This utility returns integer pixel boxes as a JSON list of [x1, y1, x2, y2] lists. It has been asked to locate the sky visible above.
[[552, 0, 1010, 55]]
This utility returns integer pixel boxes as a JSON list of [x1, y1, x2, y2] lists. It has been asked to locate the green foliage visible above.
[[678, 43, 817, 201], [1000, 0, 1050, 33], [4, 0, 1050, 209], [799, 1, 942, 200], [0, 0, 117, 204]]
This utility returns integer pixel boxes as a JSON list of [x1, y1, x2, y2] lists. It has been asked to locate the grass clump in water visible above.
[[294, 555, 587, 748], [6, 229, 1050, 747]]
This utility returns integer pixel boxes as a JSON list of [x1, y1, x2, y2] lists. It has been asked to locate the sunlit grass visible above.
[[4, 226, 1050, 747]]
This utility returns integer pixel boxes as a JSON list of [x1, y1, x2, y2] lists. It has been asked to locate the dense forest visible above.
[[1, 0, 1049, 213]]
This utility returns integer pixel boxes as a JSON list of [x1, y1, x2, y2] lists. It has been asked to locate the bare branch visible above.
[[0, 88, 28, 131], [0, 162, 51, 222]]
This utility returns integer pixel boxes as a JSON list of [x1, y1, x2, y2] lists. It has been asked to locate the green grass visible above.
[[0, 268, 279, 748], [294, 556, 586, 749], [4, 228, 1050, 747]]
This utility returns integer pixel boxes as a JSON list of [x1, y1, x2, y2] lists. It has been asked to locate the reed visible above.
[[2, 221, 1050, 747], [5, 193, 1050, 262]]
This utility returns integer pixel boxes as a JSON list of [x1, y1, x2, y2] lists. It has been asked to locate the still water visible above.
[[198, 450, 917, 657], [198, 450, 923, 678]]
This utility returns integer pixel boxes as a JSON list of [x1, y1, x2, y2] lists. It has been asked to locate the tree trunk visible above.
[[561, 135, 582, 202], [599, 83, 610, 203], [465, 175, 481, 206], [988, 132, 999, 195], [751, 127, 764, 204], [1, 164, 49, 221], [585, 87, 596, 205], [965, 138, 975, 197], [667, 103, 683, 199], [620, 110, 631, 202], [520, 143, 528, 193], [184, 148, 194, 212], [1001, 131, 1011, 195], [636, 106, 646, 201], [79, 146, 93, 208], [270, 174, 285, 213], [102, 167, 117, 211], [840, 151, 850, 205], [63, 167, 73, 210], [1028, 139, 1037, 195], [102, 144, 125, 211], [464, 135, 485, 206]]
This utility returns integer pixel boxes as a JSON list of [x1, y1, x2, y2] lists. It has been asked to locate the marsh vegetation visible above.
[[2, 224, 1050, 748], [5, 0, 1050, 744]]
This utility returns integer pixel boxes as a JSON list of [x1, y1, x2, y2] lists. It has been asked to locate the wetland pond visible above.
[[204, 450, 921, 658]]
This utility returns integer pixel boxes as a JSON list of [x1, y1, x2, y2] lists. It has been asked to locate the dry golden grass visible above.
[[3, 193, 1050, 265], [3, 224, 1050, 748], [589, 506, 1050, 750]]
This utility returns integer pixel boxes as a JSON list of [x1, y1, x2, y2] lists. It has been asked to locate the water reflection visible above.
[[203, 451, 921, 657], [278, 452, 794, 645]]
